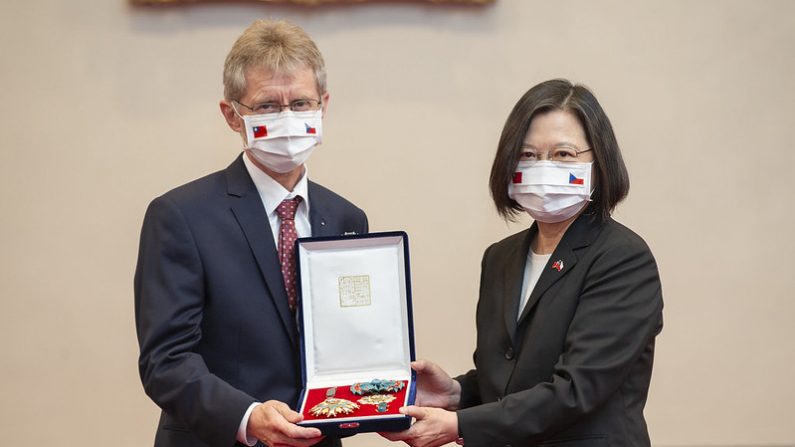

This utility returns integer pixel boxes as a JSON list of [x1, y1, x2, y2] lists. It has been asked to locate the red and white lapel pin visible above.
[[551, 260, 564, 272]]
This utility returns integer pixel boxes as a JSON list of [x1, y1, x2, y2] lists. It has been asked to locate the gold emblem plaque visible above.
[[338, 275, 372, 307]]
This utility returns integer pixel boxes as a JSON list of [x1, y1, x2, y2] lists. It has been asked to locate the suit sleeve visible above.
[[457, 237, 663, 446], [359, 209, 369, 234], [134, 196, 255, 447]]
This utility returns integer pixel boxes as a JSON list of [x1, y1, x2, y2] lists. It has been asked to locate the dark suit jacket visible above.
[[134, 155, 368, 447], [456, 214, 663, 447]]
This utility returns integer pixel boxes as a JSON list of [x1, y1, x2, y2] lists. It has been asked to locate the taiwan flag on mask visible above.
[[252, 125, 268, 138], [305, 123, 317, 134]]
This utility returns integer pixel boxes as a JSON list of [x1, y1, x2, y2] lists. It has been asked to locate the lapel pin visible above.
[[551, 260, 564, 272]]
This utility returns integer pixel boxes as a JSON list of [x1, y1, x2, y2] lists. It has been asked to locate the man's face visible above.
[[221, 65, 329, 138]]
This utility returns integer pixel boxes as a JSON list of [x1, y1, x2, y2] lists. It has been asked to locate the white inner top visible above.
[[518, 249, 551, 320]]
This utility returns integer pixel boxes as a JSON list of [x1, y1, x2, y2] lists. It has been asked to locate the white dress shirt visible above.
[[237, 153, 312, 445], [243, 153, 311, 243]]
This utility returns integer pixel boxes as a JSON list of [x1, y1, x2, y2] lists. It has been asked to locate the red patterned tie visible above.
[[276, 197, 302, 312]]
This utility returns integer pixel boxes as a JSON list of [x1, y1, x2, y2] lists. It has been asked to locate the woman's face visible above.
[[519, 109, 594, 164]]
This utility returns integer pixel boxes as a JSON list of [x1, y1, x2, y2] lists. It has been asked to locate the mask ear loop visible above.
[[231, 101, 253, 151], [230, 101, 245, 120]]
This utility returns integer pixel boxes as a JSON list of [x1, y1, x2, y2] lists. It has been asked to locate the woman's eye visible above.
[[554, 150, 576, 159]]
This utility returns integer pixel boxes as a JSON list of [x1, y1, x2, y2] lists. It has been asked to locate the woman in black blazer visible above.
[[384, 79, 663, 447]]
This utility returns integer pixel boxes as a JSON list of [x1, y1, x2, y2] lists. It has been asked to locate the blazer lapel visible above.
[[308, 183, 332, 238], [226, 156, 297, 344], [517, 240, 578, 324], [502, 228, 533, 342], [516, 214, 602, 324]]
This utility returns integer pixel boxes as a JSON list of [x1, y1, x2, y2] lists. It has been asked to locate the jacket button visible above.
[[504, 348, 514, 360]]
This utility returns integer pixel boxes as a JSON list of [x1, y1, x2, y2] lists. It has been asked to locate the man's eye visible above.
[[256, 103, 280, 113]]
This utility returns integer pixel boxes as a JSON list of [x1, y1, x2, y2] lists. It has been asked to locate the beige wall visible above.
[[1, 0, 794, 445]]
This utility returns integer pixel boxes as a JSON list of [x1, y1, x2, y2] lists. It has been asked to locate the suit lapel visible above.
[[308, 182, 332, 237], [226, 156, 297, 344], [502, 228, 533, 342], [516, 214, 602, 324]]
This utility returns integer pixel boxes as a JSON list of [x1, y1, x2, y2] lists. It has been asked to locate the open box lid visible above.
[[295, 231, 416, 391]]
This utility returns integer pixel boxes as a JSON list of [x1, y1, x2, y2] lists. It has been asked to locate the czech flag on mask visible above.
[[569, 173, 584, 185]]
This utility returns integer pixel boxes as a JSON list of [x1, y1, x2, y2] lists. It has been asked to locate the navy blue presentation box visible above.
[[294, 232, 417, 436]]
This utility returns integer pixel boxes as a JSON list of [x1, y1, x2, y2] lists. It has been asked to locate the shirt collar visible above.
[[242, 153, 310, 216]]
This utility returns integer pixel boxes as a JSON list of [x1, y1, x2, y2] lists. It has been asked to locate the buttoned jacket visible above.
[[456, 214, 663, 447]]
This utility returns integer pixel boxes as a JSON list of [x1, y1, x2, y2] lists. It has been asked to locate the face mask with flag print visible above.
[[241, 109, 323, 173], [508, 160, 594, 223]]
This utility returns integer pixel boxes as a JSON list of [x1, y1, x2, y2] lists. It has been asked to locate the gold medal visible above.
[[309, 387, 360, 418], [358, 394, 396, 413]]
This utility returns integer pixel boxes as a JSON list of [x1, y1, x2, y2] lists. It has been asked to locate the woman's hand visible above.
[[411, 359, 461, 410], [380, 406, 459, 447]]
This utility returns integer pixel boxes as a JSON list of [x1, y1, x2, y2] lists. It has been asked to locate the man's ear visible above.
[[220, 100, 243, 133], [320, 91, 330, 118]]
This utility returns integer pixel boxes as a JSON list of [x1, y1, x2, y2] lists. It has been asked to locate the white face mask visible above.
[[240, 109, 323, 173], [508, 160, 594, 223]]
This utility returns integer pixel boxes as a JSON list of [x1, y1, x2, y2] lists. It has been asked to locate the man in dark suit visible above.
[[135, 19, 368, 447]]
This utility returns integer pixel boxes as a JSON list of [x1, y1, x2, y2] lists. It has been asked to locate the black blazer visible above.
[[134, 155, 368, 447], [456, 214, 663, 447]]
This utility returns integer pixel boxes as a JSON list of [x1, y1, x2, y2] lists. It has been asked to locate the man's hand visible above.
[[247, 400, 325, 447], [380, 406, 459, 447], [412, 360, 461, 410]]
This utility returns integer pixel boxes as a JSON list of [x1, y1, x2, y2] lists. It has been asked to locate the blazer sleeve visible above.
[[457, 236, 663, 446], [454, 243, 494, 409], [134, 196, 255, 447]]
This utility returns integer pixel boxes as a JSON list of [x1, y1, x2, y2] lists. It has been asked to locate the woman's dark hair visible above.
[[489, 79, 629, 222]]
